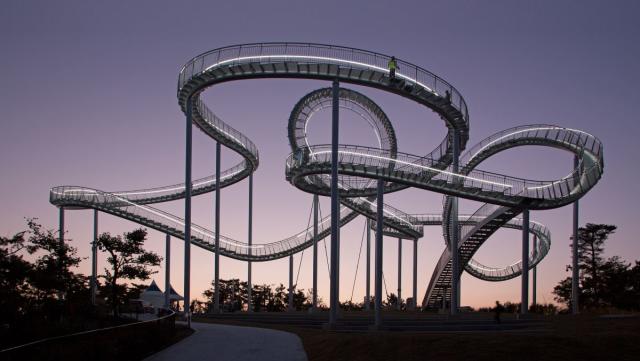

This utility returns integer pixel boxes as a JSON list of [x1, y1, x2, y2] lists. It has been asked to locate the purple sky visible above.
[[2, 0, 639, 308]]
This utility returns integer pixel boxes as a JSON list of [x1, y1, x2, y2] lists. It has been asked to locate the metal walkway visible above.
[[49, 43, 604, 309]]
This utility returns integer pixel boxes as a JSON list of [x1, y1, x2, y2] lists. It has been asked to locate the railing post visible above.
[[184, 96, 192, 327], [328, 79, 340, 327]]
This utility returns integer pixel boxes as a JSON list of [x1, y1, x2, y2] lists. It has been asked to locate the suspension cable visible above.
[[349, 218, 367, 303], [294, 198, 314, 286], [318, 201, 331, 277], [382, 271, 389, 299]]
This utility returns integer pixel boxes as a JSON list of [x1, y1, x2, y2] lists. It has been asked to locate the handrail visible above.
[[177, 42, 469, 128], [0, 310, 175, 354]]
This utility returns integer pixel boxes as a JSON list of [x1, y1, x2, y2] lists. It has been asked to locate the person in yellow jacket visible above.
[[388, 56, 398, 80]]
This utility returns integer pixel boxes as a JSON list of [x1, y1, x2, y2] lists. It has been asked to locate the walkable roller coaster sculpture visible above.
[[50, 43, 603, 319]]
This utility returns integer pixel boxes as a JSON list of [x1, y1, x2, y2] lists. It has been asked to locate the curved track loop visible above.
[[49, 43, 603, 306]]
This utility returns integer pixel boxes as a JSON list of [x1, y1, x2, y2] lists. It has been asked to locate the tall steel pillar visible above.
[[58, 206, 65, 301], [247, 174, 253, 312], [184, 97, 193, 327], [329, 79, 340, 326], [312, 194, 319, 310], [165, 234, 171, 309], [521, 209, 530, 315], [214, 141, 221, 313], [532, 234, 537, 307], [412, 238, 417, 311], [59, 206, 64, 249], [374, 178, 384, 328], [450, 129, 460, 315], [365, 218, 371, 310], [91, 210, 98, 305], [397, 238, 402, 310], [572, 156, 580, 315], [288, 255, 294, 312]]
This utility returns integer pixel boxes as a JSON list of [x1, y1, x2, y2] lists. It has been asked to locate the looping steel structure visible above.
[[50, 42, 604, 310]]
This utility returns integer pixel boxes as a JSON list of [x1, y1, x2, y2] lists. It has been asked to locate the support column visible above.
[[214, 141, 221, 313], [365, 219, 371, 310], [165, 234, 171, 309], [329, 79, 340, 326], [572, 156, 580, 315], [532, 234, 537, 307], [397, 238, 402, 310], [450, 129, 460, 315], [312, 194, 319, 310], [521, 209, 530, 315], [248, 174, 253, 313], [184, 97, 193, 327], [412, 238, 417, 311], [91, 210, 98, 306], [374, 178, 384, 328], [58, 207, 65, 301], [288, 255, 294, 312]]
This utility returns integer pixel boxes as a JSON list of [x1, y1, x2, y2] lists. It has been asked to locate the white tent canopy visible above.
[[139, 280, 183, 309]]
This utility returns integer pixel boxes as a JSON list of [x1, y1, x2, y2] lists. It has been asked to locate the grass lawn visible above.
[[194, 313, 639, 361]]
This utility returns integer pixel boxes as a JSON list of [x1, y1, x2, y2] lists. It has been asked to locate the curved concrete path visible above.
[[145, 322, 308, 361]]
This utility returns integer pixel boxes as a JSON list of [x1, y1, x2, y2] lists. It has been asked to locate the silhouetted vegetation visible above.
[[201, 279, 316, 312], [553, 223, 640, 311], [96, 228, 161, 317], [200, 280, 410, 312], [0, 220, 162, 349]]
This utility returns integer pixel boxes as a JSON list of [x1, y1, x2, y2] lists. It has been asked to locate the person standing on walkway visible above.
[[494, 300, 504, 324], [388, 56, 398, 80]]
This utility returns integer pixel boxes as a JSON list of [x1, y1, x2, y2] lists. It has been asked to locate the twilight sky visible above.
[[1, 0, 639, 308]]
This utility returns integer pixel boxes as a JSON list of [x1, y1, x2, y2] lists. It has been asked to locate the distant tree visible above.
[[96, 229, 161, 317], [0, 231, 33, 325], [25, 219, 84, 304], [340, 300, 363, 311], [529, 303, 559, 315], [385, 293, 399, 309], [203, 279, 243, 312], [576, 224, 617, 305], [270, 283, 287, 311], [291, 288, 309, 311], [554, 223, 618, 309]]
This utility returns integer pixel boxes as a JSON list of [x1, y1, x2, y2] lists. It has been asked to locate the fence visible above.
[[1, 311, 176, 361]]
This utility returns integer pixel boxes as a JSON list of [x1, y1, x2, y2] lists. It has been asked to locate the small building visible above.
[[139, 280, 183, 311]]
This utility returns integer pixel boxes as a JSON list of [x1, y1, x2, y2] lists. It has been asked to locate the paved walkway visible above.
[[145, 322, 308, 361]]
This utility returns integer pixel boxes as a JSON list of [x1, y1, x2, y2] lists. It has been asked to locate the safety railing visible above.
[[0, 311, 175, 361], [178, 42, 469, 128], [463, 217, 551, 280], [194, 98, 259, 161], [50, 186, 356, 260], [461, 124, 603, 166], [109, 162, 247, 204], [289, 143, 604, 205]]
